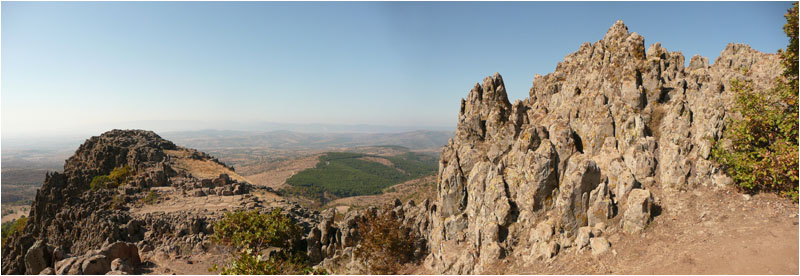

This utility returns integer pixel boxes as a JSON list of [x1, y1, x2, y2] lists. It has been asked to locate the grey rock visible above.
[[590, 237, 611, 256], [622, 189, 653, 234]]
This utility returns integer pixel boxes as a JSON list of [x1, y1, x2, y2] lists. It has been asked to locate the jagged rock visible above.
[[54, 257, 79, 275], [590, 237, 611, 257], [110, 258, 133, 274], [0, 129, 281, 275], [25, 240, 52, 275], [81, 254, 111, 275], [38, 267, 55, 275], [587, 183, 613, 227], [99, 242, 140, 266], [537, 241, 559, 260], [623, 137, 658, 185], [575, 226, 593, 249], [420, 20, 780, 274], [622, 189, 654, 234], [555, 155, 603, 234]]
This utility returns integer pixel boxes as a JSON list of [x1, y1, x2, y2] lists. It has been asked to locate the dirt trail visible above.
[[244, 155, 320, 190], [502, 186, 799, 275], [406, 186, 798, 275]]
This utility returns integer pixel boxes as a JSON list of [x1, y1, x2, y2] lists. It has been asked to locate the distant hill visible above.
[[161, 129, 453, 150]]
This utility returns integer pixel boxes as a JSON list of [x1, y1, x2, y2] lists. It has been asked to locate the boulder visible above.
[[110, 258, 133, 274], [575, 226, 592, 249], [192, 189, 206, 197], [587, 183, 614, 227], [622, 189, 654, 234], [590, 237, 611, 257], [99, 242, 140, 266], [81, 254, 111, 275], [24, 240, 53, 275]]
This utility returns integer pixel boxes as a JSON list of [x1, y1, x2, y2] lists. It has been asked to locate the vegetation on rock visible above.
[[141, 190, 160, 205], [713, 3, 799, 200], [353, 207, 419, 274], [211, 209, 323, 275], [90, 165, 134, 190], [1, 217, 27, 248]]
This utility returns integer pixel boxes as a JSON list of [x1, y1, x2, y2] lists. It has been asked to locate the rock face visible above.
[[420, 20, 781, 273]]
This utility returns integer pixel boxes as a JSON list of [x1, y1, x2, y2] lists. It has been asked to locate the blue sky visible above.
[[1, 1, 794, 137]]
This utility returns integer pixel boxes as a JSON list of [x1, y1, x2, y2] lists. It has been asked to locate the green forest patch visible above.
[[284, 151, 438, 200]]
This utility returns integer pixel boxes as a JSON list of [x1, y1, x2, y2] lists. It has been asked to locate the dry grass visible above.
[[244, 155, 321, 190], [323, 176, 436, 211], [359, 156, 395, 168], [165, 149, 250, 183]]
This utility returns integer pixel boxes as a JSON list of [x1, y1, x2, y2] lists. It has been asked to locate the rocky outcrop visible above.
[[0, 130, 316, 275], [420, 20, 781, 273], [309, 199, 431, 273]]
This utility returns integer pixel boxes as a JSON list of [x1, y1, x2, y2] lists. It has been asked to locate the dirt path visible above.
[[244, 155, 320, 190], [403, 186, 798, 275], [493, 186, 799, 275]]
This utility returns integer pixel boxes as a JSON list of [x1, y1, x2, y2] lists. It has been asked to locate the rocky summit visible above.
[[0, 20, 787, 275], [0, 130, 317, 275], [422, 20, 781, 273]]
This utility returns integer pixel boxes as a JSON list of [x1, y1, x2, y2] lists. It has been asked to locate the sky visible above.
[[1, 1, 794, 138]]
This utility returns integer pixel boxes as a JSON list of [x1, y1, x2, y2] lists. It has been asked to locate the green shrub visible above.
[[90, 175, 113, 190], [712, 3, 799, 200], [109, 165, 133, 184], [1, 217, 28, 247], [91, 165, 134, 190], [353, 207, 419, 274], [210, 209, 323, 275], [141, 190, 160, 205], [109, 194, 126, 210]]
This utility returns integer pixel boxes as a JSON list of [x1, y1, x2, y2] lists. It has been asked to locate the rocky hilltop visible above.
[[422, 21, 781, 273], [1, 130, 317, 275]]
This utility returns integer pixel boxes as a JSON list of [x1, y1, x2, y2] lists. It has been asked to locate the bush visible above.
[[211, 209, 323, 275], [109, 194, 126, 210], [91, 165, 134, 190], [141, 190, 160, 205], [713, 3, 799, 200], [90, 175, 113, 190], [353, 207, 419, 274], [1, 217, 28, 247]]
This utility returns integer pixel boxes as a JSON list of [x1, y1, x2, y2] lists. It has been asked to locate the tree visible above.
[[713, 2, 799, 200]]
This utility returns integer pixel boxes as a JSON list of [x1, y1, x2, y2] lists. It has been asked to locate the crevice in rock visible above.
[[572, 132, 584, 154]]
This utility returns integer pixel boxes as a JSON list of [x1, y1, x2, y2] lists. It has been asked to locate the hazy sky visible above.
[[1, 1, 793, 138]]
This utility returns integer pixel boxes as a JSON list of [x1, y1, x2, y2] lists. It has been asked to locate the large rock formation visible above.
[[420, 21, 781, 273], [1, 130, 317, 275]]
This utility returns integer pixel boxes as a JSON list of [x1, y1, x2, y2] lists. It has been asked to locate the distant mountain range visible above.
[[161, 129, 453, 150]]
